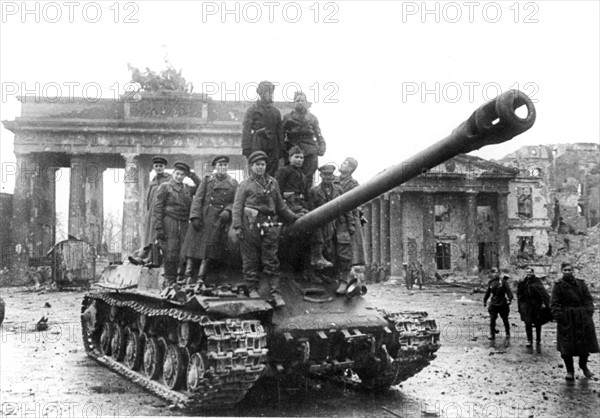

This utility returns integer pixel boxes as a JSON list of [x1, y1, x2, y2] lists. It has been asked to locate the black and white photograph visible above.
[[0, 1, 599, 417]]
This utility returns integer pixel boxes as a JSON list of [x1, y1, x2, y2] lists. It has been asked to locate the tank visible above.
[[80, 90, 536, 409]]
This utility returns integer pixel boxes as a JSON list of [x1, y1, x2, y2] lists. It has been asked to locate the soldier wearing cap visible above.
[[182, 155, 238, 285], [282, 91, 326, 188], [275, 146, 309, 214], [129, 156, 171, 265], [232, 150, 300, 307], [335, 157, 365, 266], [153, 161, 200, 286], [242, 81, 284, 177], [308, 164, 355, 295], [275, 146, 317, 283]]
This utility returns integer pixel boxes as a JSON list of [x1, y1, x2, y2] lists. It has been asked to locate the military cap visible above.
[[248, 151, 268, 165], [257, 81, 275, 95], [152, 156, 167, 165], [172, 161, 190, 174], [318, 164, 336, 174], [212, 155, 230, 166]]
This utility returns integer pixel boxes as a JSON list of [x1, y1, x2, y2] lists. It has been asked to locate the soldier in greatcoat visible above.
[[282, 91, 326, 188], [308, 164, 355, 295], [153, 162, 199, 286], [242, 81, 283, 177], [129, 156, 171, 265], [517, 267, 551, 347], [335, 157, 365, 267], [550, 262, 599, 381], [182, 156, 238, 285]]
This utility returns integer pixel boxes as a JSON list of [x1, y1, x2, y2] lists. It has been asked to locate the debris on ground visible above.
[[35, 316, 49, 331]]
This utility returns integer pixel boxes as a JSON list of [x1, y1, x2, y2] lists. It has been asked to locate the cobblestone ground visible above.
[[1, 284, 599, 417]]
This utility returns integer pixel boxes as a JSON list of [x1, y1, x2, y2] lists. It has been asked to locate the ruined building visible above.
[[498, 143, 600, 266], [363, 155, 518, 280]]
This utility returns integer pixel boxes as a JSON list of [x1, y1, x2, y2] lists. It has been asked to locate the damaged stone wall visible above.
[[506, 177, 551, 260], [402, 193, 424, 265], [433, 195, 468, 273]]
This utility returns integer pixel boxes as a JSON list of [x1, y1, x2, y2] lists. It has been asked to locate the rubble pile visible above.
[[551, 224, 600, 289]]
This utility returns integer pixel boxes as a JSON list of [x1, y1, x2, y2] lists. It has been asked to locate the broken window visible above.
[[517, 187, 532, 219], [435, 242, 451, 270], [435, 205, 451, 222], [517, 236, 534, 259]]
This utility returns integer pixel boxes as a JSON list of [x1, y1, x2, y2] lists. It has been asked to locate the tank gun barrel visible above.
[[285, 89, 536, 238]]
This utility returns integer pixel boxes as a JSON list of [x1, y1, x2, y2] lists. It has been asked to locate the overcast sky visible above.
[[1, 1, 599, 221]]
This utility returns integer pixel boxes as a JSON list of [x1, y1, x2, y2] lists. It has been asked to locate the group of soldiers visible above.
[[483, 263, 598, 381], [130, 81, 364, 308]]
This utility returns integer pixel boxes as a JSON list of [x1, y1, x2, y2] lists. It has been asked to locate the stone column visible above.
[[380, 194, 391, 271], [69, 155, 104, 251], [371, 199, 381, 267], [121, 154, 142, 257], [363, 204, 372, 265], [497, 192, 510, 269], [389, 192, 403, 280], [422, 193, 436, 276], [465, 192, 478, 275], [138, 155, 152, 245], [10, 154, 35, 271]]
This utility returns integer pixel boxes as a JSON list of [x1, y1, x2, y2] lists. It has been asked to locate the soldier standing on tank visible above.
[[182, 156, 238, 286], [282, 91, 326, 188], [483, 267, 514, 343], [153, 162, 200, 286], [275, 146, 309, 215], [242, 81, 284, 177], [232, 151, 301, 308], [275, 146, 320, 283], [308, 164, 355, 295], [335, 157, 365, 267], [129, 156, 171, 265]]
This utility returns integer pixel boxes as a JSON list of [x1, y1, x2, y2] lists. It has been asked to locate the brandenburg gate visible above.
[[2, 92, 281, 271]]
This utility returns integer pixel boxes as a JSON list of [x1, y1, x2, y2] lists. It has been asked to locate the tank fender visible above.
[[187, 296, 273, 316]]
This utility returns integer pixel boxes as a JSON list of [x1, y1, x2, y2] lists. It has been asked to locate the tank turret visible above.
[[81, 90, 536, 410]]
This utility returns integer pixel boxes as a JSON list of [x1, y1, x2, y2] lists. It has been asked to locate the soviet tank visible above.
[[80, 90, 536, 409]]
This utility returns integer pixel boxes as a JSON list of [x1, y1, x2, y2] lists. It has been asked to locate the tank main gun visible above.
[[286, 89, 536, 238]]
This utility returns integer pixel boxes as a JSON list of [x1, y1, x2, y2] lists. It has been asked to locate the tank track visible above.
[[319, 310, 440, 391], [81, 292, 268, 410]]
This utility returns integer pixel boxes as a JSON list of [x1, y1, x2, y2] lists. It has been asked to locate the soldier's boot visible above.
[[335, 267, 350, 296], [196, 259, 209, 284], [163, 261, 179, 287], [311, 245, 333, 270], [246, 280, 261, 298], [266, 275, 285, 307], [270, 292, 286, 308], [183, 258, 200, 286]]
